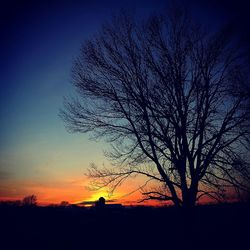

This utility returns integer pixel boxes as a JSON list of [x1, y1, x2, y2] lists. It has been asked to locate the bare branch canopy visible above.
[[61, 7, 250, 207]]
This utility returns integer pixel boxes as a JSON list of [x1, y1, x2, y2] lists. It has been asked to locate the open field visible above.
[[0, 203, 249, 250]]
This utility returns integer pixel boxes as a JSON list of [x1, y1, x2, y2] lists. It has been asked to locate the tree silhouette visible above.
[[60, 201, 70, 207], [22, 195, 37, 206], [61, 7, 250, 207]]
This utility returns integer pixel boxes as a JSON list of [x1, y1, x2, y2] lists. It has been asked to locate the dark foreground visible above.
[[0, 203, 249, 250]]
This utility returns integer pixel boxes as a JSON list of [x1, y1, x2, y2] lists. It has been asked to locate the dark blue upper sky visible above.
[[0, 0, 170, 150]]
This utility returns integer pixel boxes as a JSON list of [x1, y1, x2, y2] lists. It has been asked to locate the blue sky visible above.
[[0, 0, 249, 204], [0, 0, 169, 203]]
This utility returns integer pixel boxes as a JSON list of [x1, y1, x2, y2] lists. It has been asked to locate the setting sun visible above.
[[87, 191, 111, 202]]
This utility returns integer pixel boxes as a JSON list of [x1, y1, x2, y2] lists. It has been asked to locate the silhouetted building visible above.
[[94, 197, 123, 211], [95, 197, 106, 208]]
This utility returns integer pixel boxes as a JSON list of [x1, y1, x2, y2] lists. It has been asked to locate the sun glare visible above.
[[89, 191, 110, 201]]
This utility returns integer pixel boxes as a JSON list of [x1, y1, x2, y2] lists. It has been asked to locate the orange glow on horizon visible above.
[[0, 175, 238, 206], [0, 175, 154, 206]]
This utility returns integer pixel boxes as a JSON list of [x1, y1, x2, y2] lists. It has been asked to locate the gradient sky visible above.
[[1, 0, 249, 205]]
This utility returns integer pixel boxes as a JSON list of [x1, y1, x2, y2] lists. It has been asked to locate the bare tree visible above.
[[60, 201, 70, 207], [61, 7, 250, 207], [22, 195, 37, 206]]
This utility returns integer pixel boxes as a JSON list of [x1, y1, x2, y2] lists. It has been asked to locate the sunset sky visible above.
[[0, 0, 249, 205]]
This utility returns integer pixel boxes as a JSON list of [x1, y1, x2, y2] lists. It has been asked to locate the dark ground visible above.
[[0, 203, 249, 250]]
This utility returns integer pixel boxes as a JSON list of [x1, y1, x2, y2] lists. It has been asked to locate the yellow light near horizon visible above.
[[87, 189, 123, 203], [89, 191, 109, 201]]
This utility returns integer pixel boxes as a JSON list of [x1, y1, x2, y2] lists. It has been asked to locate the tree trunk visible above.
[[182, 186, 198, 208]]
